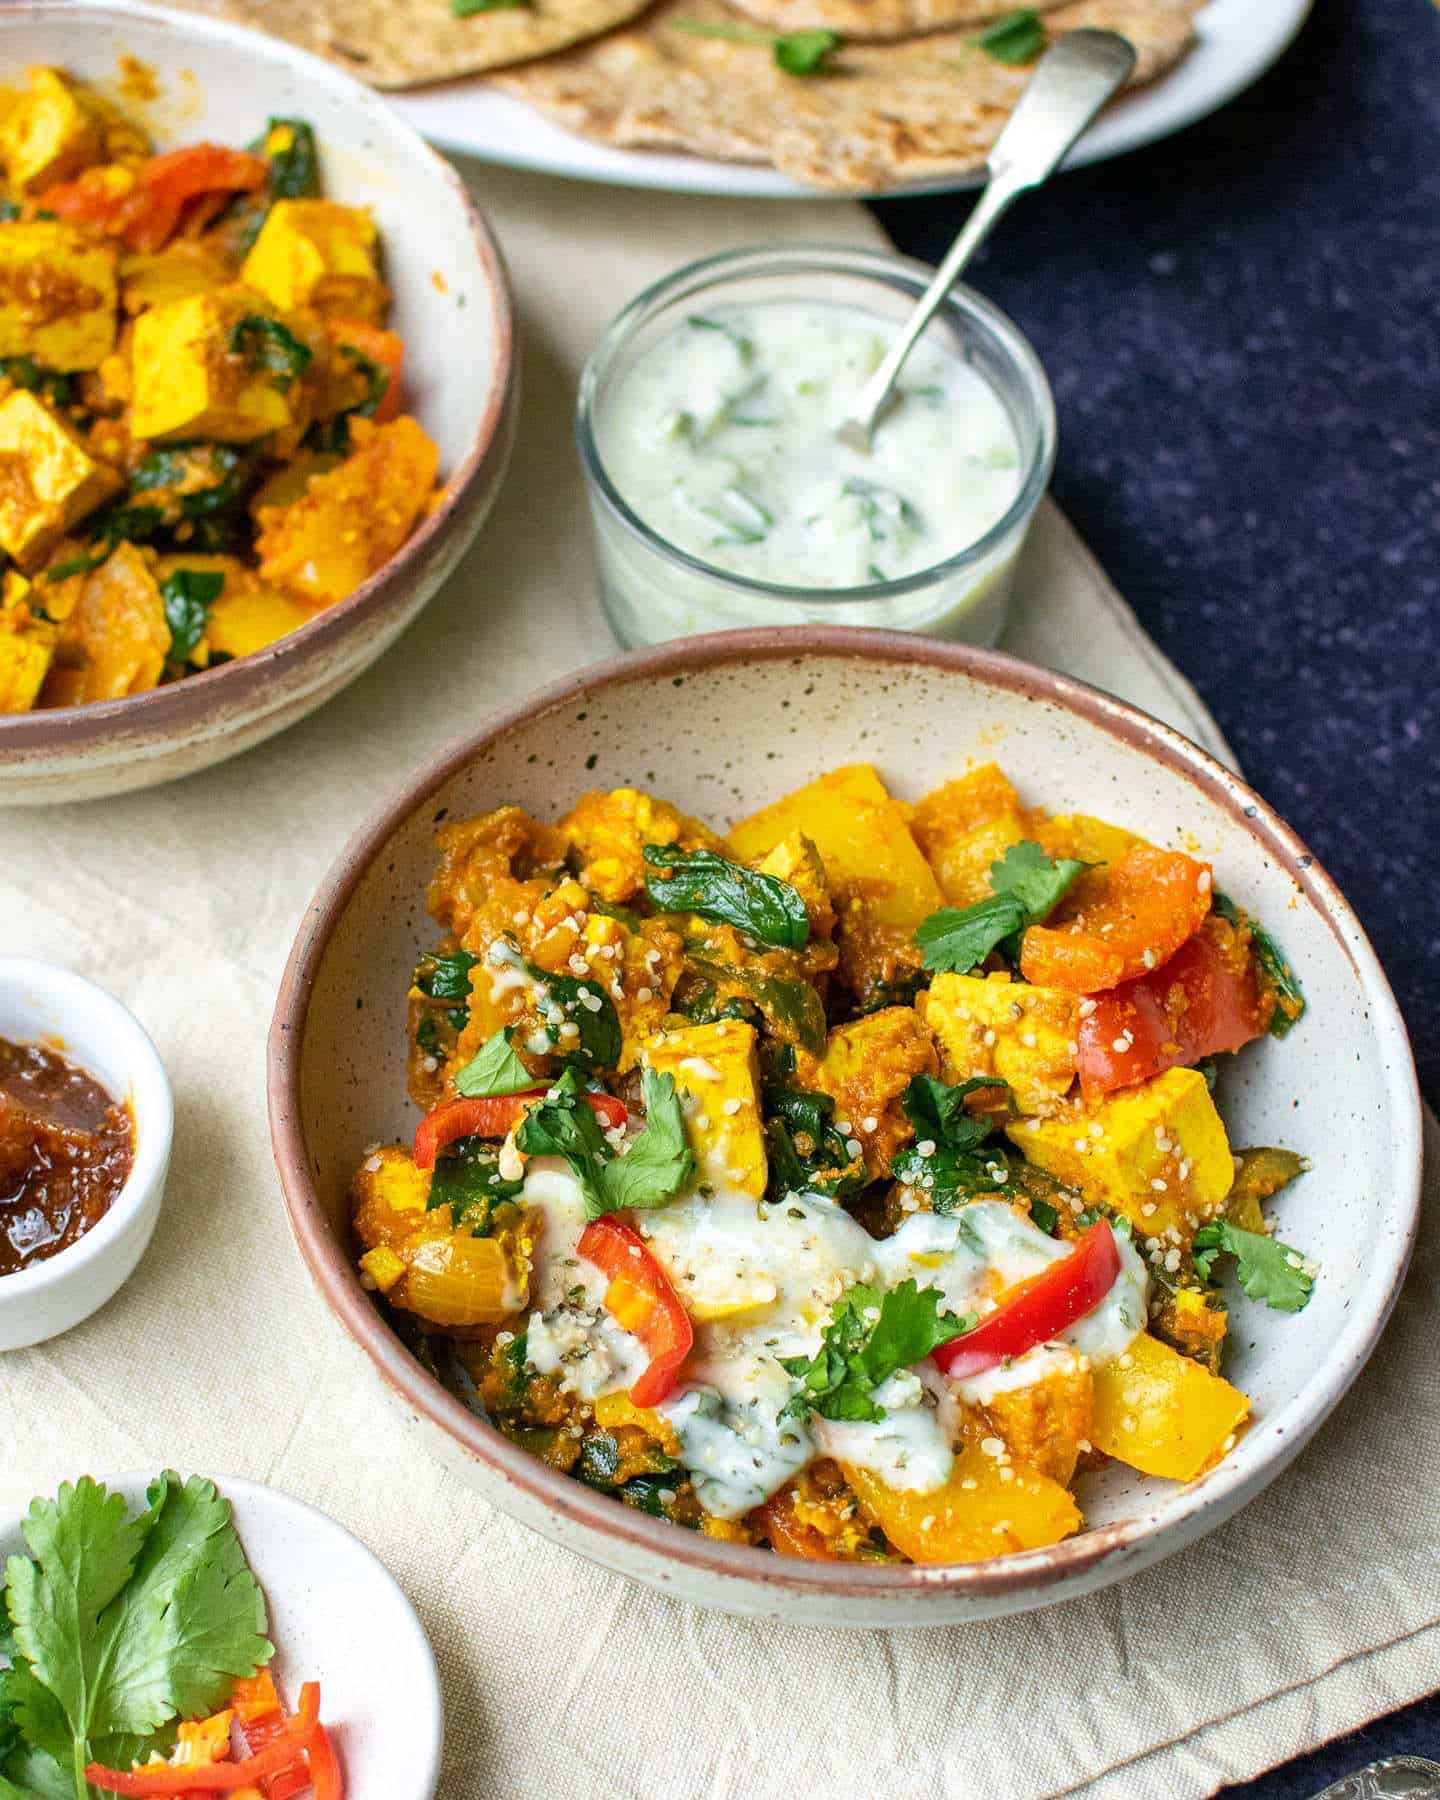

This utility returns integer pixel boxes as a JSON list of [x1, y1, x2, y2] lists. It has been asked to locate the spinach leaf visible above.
[[454, 1027, 534, 1098], [427, 1134, 525, 1230], [261, 118, 320, 199], [644, 844, 809, 949], [781, 1279, 974, 1422], [308, 342, 389, 454], [890, 1073, 1011, 1210], [1213, 891, 1306, 1036], [160, 569, 224, 664], [762, 1083, 866, 1201], [129, 445, 249, 521], [0, 356, 73, 408], [1192, 1219, 1316, 1312], [413, 949, 479, 1002], [228, 315, 312, 390], [530, 964, 622, 1069]]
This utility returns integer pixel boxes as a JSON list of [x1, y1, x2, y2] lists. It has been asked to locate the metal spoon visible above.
[[836, 28, 1137, 454]]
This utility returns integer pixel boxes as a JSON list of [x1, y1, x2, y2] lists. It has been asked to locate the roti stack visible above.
[[171, 0, 1204, 190]]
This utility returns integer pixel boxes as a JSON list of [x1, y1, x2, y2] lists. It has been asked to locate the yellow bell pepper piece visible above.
[[594, 1390, 682, 1454], [1090, 1332, 1249, 1480], [844, 1436, 1081, 1564]]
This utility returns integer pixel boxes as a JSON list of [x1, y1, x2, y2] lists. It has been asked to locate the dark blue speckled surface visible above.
[[877, 0, 1438, 1788]]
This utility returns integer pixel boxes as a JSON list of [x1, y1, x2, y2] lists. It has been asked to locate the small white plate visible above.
[[0, 1474, 444, 1798], [391, 0, 1313, 199]]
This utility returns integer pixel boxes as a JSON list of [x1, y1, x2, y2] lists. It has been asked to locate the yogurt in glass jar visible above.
[[577, 247, 1055, 649]]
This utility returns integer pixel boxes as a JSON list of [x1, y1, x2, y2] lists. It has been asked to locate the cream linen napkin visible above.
[[2, 163, 1436, 1800]]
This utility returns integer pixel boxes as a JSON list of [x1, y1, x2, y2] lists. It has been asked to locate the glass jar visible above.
[[576, 243, 1056, 649]]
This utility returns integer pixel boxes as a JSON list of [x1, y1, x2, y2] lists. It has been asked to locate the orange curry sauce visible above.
[[0, 1038, 134, 1276]]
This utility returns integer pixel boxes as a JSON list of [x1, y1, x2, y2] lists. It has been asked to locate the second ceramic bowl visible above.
[[0, 2, 516, 805]]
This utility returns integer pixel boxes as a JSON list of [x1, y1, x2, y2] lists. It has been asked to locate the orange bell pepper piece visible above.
[[1021, 844, 1213, 994]]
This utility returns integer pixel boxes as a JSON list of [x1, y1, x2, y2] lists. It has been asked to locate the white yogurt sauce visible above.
[[597, 302, 1022, 591], [513, 1166, 1146, 1518]]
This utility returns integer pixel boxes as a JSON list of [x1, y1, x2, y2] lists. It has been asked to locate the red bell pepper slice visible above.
[[578, 1216, 694, 1408], [932, 1219, 1121, 1381], [1076, 914, 1272, 1099], [85, 1686, 321, 1795], [413, 1088, 627, 1168], [307, 1723, 345, 1800], [41, 142, 267, 253]]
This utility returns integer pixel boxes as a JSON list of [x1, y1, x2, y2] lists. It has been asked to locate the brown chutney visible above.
[[0, 1038, 134, 1277]]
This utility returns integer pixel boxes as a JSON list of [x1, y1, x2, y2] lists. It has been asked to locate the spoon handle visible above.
[[837, 29, 1137, 454]]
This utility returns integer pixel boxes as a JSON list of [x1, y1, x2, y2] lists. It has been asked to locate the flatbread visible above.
[[496, 0, 1202, 191], [163, 0, 656, 86], [728, 0, 1073, 47]]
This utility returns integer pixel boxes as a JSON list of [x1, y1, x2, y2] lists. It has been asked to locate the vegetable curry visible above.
[[350, 761, 1312, 1565], [0, 66, 439, 713]]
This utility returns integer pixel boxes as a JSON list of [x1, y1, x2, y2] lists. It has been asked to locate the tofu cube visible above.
[[0, 221, 118, 371], [1007, 1066, 1234, 1244], [642, 1020, 766, 1198], [240, 200, 386, 321], [0, 68, 102, 194], [728, 763, 941, 930], [812, 1005, 937, 1174], [129, 286, 309, 443], [911, 764, 1028, 907], [920, 970, 1078, 1118], [0, 388, 120, 570], [0, 576, 56, 713]]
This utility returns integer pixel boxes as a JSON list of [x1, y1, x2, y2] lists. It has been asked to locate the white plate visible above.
[[391, 0, 1312, 198], [0, 1474, 443, 1799]]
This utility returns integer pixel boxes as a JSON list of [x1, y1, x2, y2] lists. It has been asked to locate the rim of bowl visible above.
[[267, 627, 1423, 1603], [0, 0, 515, 757], [574, 243, 1058, 606], [0, 955, 173, 1306], [0, 1471, 445, 1799]]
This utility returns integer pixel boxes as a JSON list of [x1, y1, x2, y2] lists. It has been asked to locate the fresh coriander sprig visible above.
[[516, 1066, 696, 1218], [781, 1279, 975, 1422], [454, 1026, 534, 1098], [1192, 1219, 1317, 1312], [915, 839, 1090, 973], [671, 17, 843, 74]]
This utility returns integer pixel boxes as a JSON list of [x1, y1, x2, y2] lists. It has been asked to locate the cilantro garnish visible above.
[[915, 839, 1089, 974], [454, 1026, 533, 1098], [515, 1067, 695, 1219], [159, 568, 224, 664], [686, 315, 755, 362], [643, 843, 810, 949], [974, 9, 1046, 63], [1192, 1219, 1316, 1312], [781, 1279, 974, 1423], [1, 1474, 272, 1792], [452, 0, 530, 13], [670, 17, 842, 74]]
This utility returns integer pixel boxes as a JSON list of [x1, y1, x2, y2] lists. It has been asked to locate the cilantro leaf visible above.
[[914, 840, 1089, 973], [515, 1068, 695, 1219], [974, 9, 1046, 62], [160, 569, 224, 664], [772, 27, 841, 73], [781, 1279, 974, 1422], [452, 0, 530, 13], [597, 1070, 696, 1214], [454, 1027, 533, 1098], [1213, 891, 1305, 1036], [989, 839, 1090, 920], [1192, 1219, 1316, 1312], [514, 1068, 612, 1214], [643, 844, 809, 949], [3, 1474, 272, 1782]]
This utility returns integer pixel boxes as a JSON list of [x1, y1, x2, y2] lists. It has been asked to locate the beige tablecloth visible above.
[[3, 163, 1436, 1800]]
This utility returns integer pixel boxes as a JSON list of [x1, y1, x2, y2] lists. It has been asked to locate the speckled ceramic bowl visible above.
[[268, 630, 1422, 1627], [0, 2, 516, 806]]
